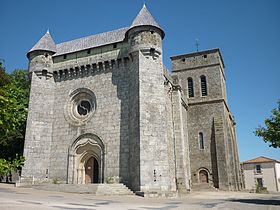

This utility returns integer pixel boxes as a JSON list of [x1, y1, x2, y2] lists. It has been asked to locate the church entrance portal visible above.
[[67, 133, 104, 184], [199, 170, 209, 183], [85, 157, 99, 183]]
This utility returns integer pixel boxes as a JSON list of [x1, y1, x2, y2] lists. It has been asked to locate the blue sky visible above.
[[1, 0, 279, 161]]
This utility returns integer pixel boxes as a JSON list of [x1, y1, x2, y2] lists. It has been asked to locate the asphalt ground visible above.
[[0, 183, 279, 210]]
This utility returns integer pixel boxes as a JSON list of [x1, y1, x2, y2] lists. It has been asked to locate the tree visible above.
[[10, 154, 25, 175], [255, 100, 280, 148], [0, 68, 30, 159], [0, 60, 10, 87], [0, 158, 10, 178], [0, 154, 25, 182], [0, 66, 28, 182]]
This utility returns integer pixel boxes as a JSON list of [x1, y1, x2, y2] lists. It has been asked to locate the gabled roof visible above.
[[129, 4, 164, 38], [28, 31, 56, 57], [242, 156, 280, 164], [54, 27, 128, 56]]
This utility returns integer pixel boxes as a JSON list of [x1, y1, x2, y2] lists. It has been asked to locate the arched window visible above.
[[187, 77, 194, 98], [200, 75, 207, 96], [199, 132, 204, 150]]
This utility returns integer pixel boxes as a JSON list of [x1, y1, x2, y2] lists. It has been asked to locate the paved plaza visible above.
[[0, 184, 279, 210]]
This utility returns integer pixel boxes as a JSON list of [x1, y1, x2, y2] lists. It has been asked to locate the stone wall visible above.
[[128, 50, 140, 191], [50, 47, 131, 183], [164, 79, 176, 192], [22, 55, 55, 180], [137, 50, 171, 193]]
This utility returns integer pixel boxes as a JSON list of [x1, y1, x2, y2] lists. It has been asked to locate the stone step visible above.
[[192, 183, 218, 191], [25, 183, 134, 195]]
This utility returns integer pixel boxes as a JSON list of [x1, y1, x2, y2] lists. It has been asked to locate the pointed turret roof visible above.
[[129, 4, 164, 38], [27, 31, 56, 57]]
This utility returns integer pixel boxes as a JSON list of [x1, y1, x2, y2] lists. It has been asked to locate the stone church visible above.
[[22, 5, 242, 195]]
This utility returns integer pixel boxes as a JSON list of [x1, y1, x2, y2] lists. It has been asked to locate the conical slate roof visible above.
[[129, 4, 164, 38], [27, 31, 56, 57]]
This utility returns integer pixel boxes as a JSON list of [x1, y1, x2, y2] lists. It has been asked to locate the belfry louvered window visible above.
[[199, 132, 204, 150], [187, 77, 194, 98], [200, 75, 207, 96]]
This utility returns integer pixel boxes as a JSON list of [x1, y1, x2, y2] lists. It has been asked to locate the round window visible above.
[[65, 88, 97, 125], [77, 100, 91, 116]]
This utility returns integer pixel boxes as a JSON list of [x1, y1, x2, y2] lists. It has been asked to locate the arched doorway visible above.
[[199, 170, 209, 183], [85, 157, 99, 184], [67, 133, 104, 184]]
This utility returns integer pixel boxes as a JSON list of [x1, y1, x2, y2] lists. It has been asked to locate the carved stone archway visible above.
[[67, 133, 104, 184]]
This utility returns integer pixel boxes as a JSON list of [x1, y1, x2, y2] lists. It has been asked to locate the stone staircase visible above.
[[191, 183, 218, 192], [22, 184, 134, 195]]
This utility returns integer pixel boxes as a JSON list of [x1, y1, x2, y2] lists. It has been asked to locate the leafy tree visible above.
[[0, 154, 25, 182], [10, 69, 30, 90], [0, 60, 10, 87], [0, 158, 10, 177], [0, 68, 30, 159], [255, 100, 280, 148], [0, 65, 28, 182], [10, 154, 25, 174]]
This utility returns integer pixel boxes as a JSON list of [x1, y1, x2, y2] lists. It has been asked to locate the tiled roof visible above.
[[242, 156, 280, 164], [54, 27, 129, 56], [130, 5, 163, 32], [28, 31, 57, 57]]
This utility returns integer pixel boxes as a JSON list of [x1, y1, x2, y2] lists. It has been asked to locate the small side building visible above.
[[241, 156, 280, 192]]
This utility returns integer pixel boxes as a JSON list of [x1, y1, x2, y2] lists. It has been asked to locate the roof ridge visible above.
[[56, 27, 129, 46], [54, 27, 129, 56]]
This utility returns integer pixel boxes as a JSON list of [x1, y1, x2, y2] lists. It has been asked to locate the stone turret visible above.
[[126, 4, 164, 61], [27, 31, 56, 77], [21, 31, 56, 182], [127, 5, 174, 196]]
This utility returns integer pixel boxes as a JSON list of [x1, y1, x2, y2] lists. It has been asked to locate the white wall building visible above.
[[241, 156, 280, 192]]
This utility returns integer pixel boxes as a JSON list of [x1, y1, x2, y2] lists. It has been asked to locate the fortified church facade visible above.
[[22, 5, 242, 195]]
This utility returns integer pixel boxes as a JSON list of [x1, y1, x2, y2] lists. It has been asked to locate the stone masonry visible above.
[[22, 5, 242, 196]]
